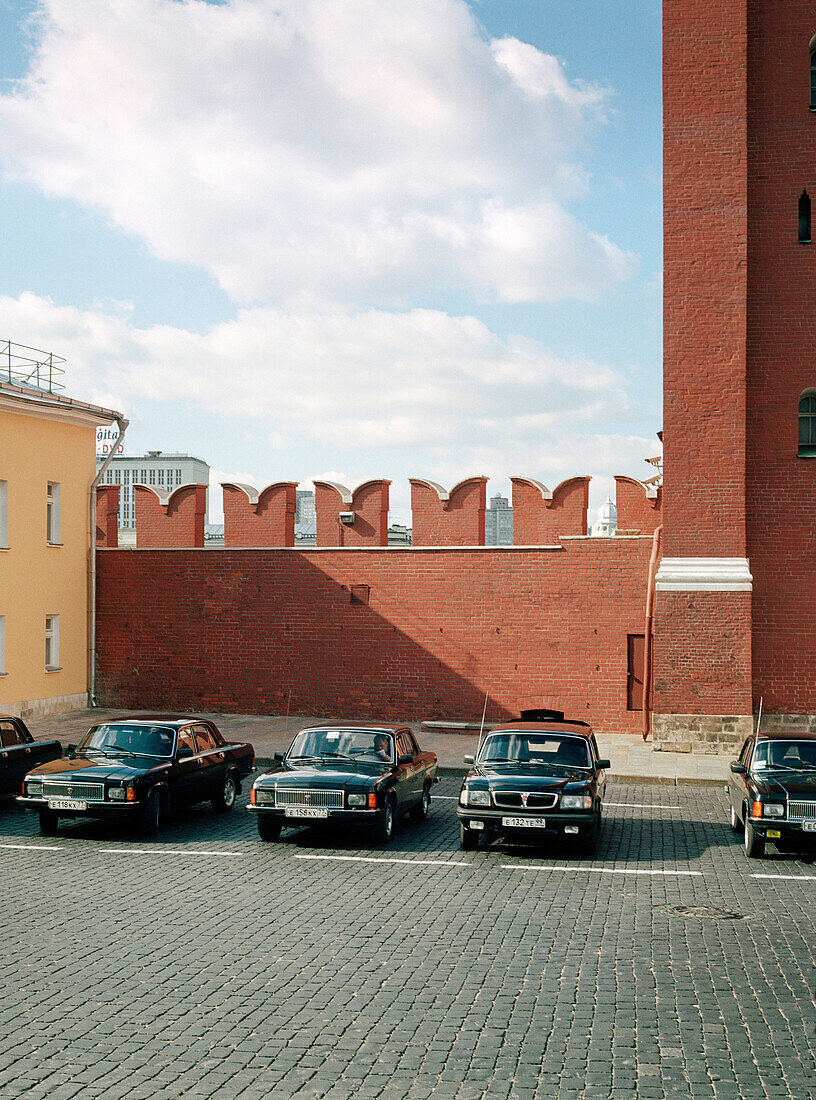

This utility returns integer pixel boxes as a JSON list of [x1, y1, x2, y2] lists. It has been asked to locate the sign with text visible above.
[[96, 427, 124, 457]]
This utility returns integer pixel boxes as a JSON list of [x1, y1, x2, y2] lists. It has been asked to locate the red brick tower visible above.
[[654, 1, 816, 749]]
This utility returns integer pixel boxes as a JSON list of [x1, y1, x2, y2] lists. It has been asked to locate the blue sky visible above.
[[0, 0, 662, 524]]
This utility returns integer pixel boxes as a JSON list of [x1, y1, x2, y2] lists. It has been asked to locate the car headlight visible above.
[[254, 788, 275, 805], [108, 787, 126, 801], [560, 794, 593, 810], [347, 793, 367, 807], [761, 802, 785, 818], [460, 788, 490, 807], [25, 779, 43, 798]]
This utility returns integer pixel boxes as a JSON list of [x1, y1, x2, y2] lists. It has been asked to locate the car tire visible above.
[[744, 812, 765, 858], [374, 796, 396, 843], [730, 803, 741, 832], [139, 789, 162, 837], [459, 822, 479, 850], [578, 817, 600, 856], [39, 808, 59, 835], [212, 770, 237, 813], [410, 784, 431, 822], [257, 816, 281, 842]]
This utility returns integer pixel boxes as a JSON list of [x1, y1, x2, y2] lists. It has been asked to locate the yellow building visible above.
[[0, 360, 125, 719]]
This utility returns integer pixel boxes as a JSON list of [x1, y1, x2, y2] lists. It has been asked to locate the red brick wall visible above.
[[223, 483, 296, 547], [95, 539, 653, 732], [410, 478, 487, 546], [314, 480, 390, 547], [511, 477, 589, 543], [613, 477, 662, 535], [95, 485, 119, 547], [134, 484, 206, 548], [745, 3, 816, 714]]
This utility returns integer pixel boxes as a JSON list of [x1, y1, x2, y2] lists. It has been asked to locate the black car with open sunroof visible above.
[[457, 711, 609, 853]]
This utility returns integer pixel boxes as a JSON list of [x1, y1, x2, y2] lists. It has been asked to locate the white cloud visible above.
[[0, 0, 636, 307]]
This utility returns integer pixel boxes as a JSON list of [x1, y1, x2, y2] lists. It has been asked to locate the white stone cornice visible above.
[[655, 557, 752, 592]]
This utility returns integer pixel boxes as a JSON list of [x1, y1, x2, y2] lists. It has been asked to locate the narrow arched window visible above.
[[811, 45, 816, 108], [799, 190, 811, 243], [798, 390, 816, 456]]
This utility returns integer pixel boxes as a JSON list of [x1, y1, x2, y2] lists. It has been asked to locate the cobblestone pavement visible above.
[[1, 781, 814, 1100]]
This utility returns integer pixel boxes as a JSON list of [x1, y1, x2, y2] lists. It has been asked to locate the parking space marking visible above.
[[750, 872, 816, 881], [99, 848, 243, 857], [295, 854, 471, 867], [606, 802, 680, 810], [501, 864, 703, 876], [0, 842, 64, 851]]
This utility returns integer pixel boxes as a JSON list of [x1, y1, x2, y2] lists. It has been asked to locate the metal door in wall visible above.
[[627, 634, 645, 711]]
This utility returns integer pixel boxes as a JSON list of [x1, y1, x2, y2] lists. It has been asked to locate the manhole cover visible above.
[[668, 905, 744, 920]]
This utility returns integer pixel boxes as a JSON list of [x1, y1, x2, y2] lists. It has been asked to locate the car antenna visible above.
[[476, 691, 489, 757], [755, 696, 763, 736]]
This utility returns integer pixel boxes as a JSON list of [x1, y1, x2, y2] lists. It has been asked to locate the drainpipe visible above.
[[642, 524, 663, 741], [89, 417, 129, 705]]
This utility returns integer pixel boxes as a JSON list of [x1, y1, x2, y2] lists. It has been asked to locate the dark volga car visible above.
[[18, 716, 254, 836], [728, 729, 816, 857], [0, 716, 61, 798], [248, 724, 438, 843], [457, 714, 609, 853]]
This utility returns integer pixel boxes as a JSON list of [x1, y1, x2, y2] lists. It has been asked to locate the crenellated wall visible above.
[[613, 476, 662, 535], [222, 482, 297, 547], [314, 480, 390, 547], [510, 477, 590, 543], [95, 484, 120, 547], [409, 478, 487, 546], [134, 484, 207, 548]]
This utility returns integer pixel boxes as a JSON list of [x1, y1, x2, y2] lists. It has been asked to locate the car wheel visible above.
[[744, 812, 765, 858], [39, 808, 59, 835], [459, 822, 479, 850], [730, 803, 741, 832], [257, 816, 281, 842], [410, 784, 431, 822], [374, 796, 396, 843], [212, 771, 237, 813], [578, 817, 601, 856], [138, 790, 162, 837]]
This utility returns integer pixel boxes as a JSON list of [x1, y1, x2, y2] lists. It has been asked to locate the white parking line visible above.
[[295, 854, 471, 867], [0, 842, 63, 851], [606, 802, 680, 810], [99, 848, 243, 857], [501, 864, 702, 876], [750, 873, 816, 881]]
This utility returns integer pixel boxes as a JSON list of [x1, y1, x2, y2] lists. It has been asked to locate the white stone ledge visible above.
[[655, 557, 752, 592]]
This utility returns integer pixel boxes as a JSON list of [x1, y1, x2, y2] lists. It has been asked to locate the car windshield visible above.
[[79, 724, 175, 758], [287, 728, 395, 764], [753, 740, 816, 770], [478, 731, 591, 769]]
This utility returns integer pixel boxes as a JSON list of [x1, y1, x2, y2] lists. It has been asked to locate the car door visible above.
[[396, 730, 422, 808], [192, 722, 225, 799], [173, 726, 202, 805], [0, 719, 36, 795], [730, 736, 753, 818]]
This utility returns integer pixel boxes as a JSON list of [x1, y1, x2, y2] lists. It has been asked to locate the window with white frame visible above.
[[0, 480, 7, 547], [45, 615, 59, 670], [0, 616, 5, 674], [46, 482, 61, 544]]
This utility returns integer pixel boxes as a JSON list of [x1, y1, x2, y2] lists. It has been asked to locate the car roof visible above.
[[485, 721, 593, 739], [756, 729, 816, 741], [298, 724, 408, 734], [96, 714, 208, 729]]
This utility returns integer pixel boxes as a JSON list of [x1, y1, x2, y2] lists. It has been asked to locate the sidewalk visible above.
[[24, 708, 732, 785]]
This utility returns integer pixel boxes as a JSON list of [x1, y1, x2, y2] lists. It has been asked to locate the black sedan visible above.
[[248, 724, 438, 843], [18, 715, 254, 836], [728, 729, 816, 857], [457, 718, 609, 853], [0, 716, 61, 799]]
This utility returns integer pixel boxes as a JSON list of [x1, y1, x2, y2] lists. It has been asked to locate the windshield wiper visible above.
[[318, 751, 354, 761], [760, 763, 816, 773]]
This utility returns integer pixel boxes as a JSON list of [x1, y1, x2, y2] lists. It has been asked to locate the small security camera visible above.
[[338, 511, 355, 525]]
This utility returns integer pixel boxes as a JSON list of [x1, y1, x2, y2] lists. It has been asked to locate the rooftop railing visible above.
[[1, 340, 66, 393]]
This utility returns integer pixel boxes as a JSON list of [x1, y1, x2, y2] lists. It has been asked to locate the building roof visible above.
[[0, 378, 124, 427]]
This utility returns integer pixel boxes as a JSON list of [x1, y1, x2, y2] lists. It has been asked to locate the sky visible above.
[[0, 0, 662, 525]]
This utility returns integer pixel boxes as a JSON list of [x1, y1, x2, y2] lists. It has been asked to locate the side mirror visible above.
[[730, 762, 747, 774], [273, 752, 285, 764], [464, 754, 475, 765], [67, 743, 76, 753], [596, 759, 611, 770], [398, 753, 412, 765]]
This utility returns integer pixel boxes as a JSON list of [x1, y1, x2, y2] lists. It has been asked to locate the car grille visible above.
[[42, 780, 105, 802], [492, 791, 558, 810], [787, 800, 816, 821], [274, 788, 343, 809]]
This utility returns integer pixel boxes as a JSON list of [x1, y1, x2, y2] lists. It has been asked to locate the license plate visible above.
[[48, 799, 87, 811], [502, 816, 547, 828], [803, 821, 816, 833], [285, 807, 329, 819]]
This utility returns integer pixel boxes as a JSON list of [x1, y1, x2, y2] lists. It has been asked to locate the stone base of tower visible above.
[[651, 714, 753, 754], [651, 568, 753, 754]]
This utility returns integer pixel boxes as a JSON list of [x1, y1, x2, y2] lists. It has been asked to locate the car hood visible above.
[[469, 764, 591, 790], [754, 772, 816, 798], [27, 755, 163, 782], [258, 762, 388, 788]]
